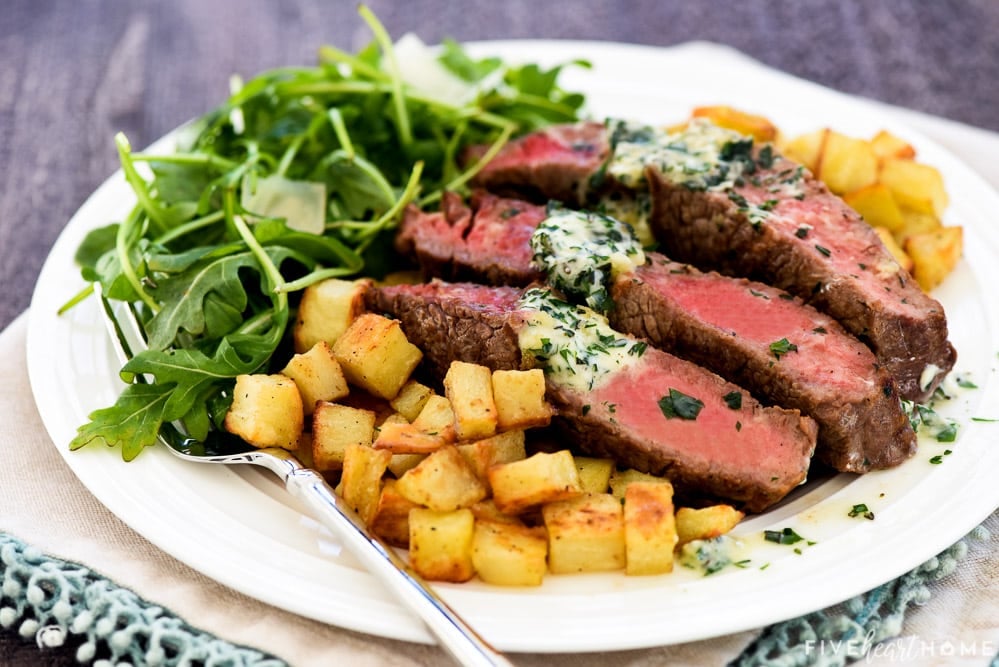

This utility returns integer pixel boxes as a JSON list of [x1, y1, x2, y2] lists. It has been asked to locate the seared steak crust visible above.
[[367, 281, 818, 512]]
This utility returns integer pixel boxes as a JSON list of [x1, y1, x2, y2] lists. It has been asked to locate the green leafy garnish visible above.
[[66, 7, 587, 460], [769, 337, 799, 359], [658, 388, 705, 420]]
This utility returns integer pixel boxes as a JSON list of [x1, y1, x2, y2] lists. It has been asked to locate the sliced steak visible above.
[[612, 257, 916, 471], [465, 121, 609, 204], [396, 191, 545, 286], [469, 120, 957, 402], [394, 194, 916, 472], [366, 280, 818, 512]]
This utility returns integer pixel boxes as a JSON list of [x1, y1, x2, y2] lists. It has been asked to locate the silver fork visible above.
[[95, 285, 513, 667]]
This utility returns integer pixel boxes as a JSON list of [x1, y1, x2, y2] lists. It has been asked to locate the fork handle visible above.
[[283, 467, 514, 667]]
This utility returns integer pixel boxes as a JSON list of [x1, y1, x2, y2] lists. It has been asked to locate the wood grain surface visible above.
[[2, 0, 998, 331]]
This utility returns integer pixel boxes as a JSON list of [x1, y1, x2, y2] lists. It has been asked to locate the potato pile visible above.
[[691, 105, 962, 291], [224, 278, 743, 586]]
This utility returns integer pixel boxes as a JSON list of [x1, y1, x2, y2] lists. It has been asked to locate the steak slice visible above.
[[469, 120, 957, 402], [395, 191, 545, 286], [465, 121, 610, 204], [611, 257, 917, 472], [395, 194, 915, 472], [366, 281, 818, 512]]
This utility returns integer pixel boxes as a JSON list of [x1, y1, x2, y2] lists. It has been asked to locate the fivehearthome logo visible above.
[[803, 632, 996, 663]]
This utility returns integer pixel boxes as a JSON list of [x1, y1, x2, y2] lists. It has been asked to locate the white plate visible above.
[[27, 41, 999, 653]]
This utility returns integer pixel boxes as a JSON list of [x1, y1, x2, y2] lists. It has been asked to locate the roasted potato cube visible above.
[[870, 129, 916, 161], [872, 227, 914, 273], [411, 394, 457, 443], [387, 452, 426, 478], [280, 341, 349, 416], [491, 369, 552, 431], [409, 508, 475, 582], [905, 226, 963, 291], [333, 313, 423, 400], [469, 500, 524, 525], [543, 493, 626, 574], [444, 361, 498, 440], [373, 421, 448, 454], [292, 431, 314, 468], [472, 520, 548, 587], [879, 158, 949, 217], [782, 128, 828, 173], [675, 505, 745, 544], [395, 445, 488, 511], [311, 402, 376, 472], [609, 468, 671, 501], [691, 105, 778, 142], [624, 481, 678, 575], [224, 374, 304, 450], [843, 183, 905, 233], [293, 278, 371, 353], [895, 208, 943, 245], [369, 479, 419, 547], [389, 380, 434, 422], [574, 456, 614, 494], [377, 270, 423, 286], [457, 430, 527, 489], [489, 450, 584, 515], [339, 442, 392, 525], [816, 131, 879, 195]]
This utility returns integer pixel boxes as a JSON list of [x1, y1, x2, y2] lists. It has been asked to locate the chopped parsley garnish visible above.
[[764, 527, 804, 545], [815, 244, 832, 257], [812, 326, 827, 334], [723, 391, 742, 410], [628, 341, 648, 357], [795, 226, 810, 239], [848, 503, 875, 520], [658, 388, 705, 420], [769, 338, 799, 359]]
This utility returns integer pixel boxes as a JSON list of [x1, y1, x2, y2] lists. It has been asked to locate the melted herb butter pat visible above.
[[517, 288, 643, 391], [607, 118, 749, 191], [530, 207, 646, 312]]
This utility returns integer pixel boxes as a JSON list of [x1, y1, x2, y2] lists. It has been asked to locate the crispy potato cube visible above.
[[489, 450, 584, 515], [843, 182, 905, 233], [675, 505, 745, 544], [574, 456, 615, 494], [816, 131, 879, 195], [411, 394, 458, 443], [609, 468, 671, 501], [280, 341, 349, 416], [472, 520, 548, 586], [469, 500, 524, 525], [396, 445, 488, 511], [691, 105, 778, 142], [457, 430, 527, 489], [543, 493, 625, 574], [870, 129, 916, 161], [895, 208, 943, 246], [389, 380, 434, 422], [880, 158, 949, 217], [311, 402, 376, 472], [293, 278, 371, 353], [340, 443, 392, 525], [409, 508, 475, 582], [224, 374, 304, 450], [333, 313, 423, 400], [387, 452, 426, 478], [373, 421, 448, 454], [444, 361, 498, 440], [624, 481, 678, 575], [491, 369, 552, 430], [369, 479, 419, 547], [292, 431, 314, 468], [377, 270, 423, 286], [872, 227, 914, 273], [782, 128, 828, 173], [905, 226, 963, 291]]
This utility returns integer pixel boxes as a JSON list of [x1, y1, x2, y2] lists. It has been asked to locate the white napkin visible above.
[[2, 42, 997, 666]]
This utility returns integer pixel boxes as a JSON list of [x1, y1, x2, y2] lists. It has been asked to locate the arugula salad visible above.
[[65, 7, 588, 461]]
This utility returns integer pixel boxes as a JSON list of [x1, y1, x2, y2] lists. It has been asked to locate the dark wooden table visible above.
[[3, 1, 999, 664], [2, 0, 998, 331]]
